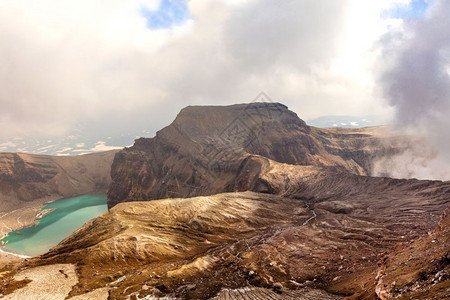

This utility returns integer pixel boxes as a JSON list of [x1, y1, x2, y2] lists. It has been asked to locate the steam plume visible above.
[[377, 0, 450, 180]]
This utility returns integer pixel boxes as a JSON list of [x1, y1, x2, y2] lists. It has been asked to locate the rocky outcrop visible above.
[[108, 103, 404, 208]]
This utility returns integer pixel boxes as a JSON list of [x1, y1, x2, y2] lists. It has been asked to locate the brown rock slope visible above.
[[108, 103, 408, 208], [16, 159, 449, 299], [0, 150, 119, 232], [329, 207, 450, 300], [385, 207, 450, 299]]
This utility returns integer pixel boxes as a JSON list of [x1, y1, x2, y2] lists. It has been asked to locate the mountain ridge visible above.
[[0, 103, 448, 299], [107, 102, 408, 208]]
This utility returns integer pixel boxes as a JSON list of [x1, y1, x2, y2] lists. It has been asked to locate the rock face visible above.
[[0, 150, 118, 232], [108, 103, 404, 208], [20, 160, 450, 299], [0, 151, 118, 207]]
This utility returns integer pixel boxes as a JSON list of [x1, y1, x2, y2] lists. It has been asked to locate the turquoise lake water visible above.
[[0, 194, 107, 257]]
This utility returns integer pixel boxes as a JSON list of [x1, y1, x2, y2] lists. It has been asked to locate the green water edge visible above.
[[0, 194, 108, 257]]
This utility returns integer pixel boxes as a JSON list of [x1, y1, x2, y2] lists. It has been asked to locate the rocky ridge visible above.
[[107, 103, 408, 208]]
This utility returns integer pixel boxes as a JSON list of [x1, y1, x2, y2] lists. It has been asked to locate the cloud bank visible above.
[[0, 0, 408, 140]]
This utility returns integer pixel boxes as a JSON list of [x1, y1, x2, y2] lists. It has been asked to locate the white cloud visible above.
[[55, 147, 73, 153], [37, 144, 57, 151], [376, 0, 450, 180], [90, 141, 123, 152], [0, 0, 419, 140]]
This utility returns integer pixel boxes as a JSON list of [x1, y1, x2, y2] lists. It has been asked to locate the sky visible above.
[[0, 0, 448, 175]]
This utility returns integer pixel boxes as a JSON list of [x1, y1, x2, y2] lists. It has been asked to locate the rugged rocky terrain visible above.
[[0, 103, 448, 299], [0, 158, 445, 299], [108, 103, 409, 208], [330, 206, 450, 299], [371, 207, 450, 299], [0, 150, 118, 233]]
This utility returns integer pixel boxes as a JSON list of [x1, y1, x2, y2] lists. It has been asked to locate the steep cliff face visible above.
[[0, 150, 118, 232], [108, 103, 402, 208], [0, 150, 117, 235], [0, 151, 118, 207]]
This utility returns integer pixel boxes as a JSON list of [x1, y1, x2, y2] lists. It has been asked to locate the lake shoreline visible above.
[[0, 247, 30, 259], [0, 195, 107, 257]]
